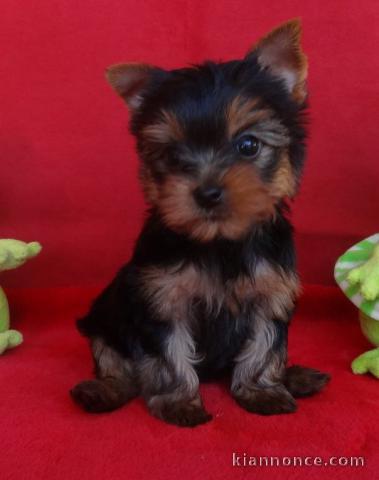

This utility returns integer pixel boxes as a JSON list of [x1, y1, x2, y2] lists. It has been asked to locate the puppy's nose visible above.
[[194, 185, 224, 209]]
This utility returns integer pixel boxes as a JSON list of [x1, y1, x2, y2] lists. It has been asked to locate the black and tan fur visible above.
[[71, 19, 329, 427]]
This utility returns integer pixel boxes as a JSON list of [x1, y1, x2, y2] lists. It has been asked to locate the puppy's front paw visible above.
[[150, 396, 212, 427], [233, 384, 297, 415], [162, 402, 212, 427]]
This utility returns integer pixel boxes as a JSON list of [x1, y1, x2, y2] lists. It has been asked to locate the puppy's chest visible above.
[[140, 261, 299, 322]]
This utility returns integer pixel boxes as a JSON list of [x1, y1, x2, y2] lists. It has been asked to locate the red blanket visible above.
[[1, 285, 377, 479]]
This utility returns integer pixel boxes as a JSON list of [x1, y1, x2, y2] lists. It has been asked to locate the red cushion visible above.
[[1, 285, 377, 479]]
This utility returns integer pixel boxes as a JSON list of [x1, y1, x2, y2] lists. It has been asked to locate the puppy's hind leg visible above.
[[71, 338, 139, 413]]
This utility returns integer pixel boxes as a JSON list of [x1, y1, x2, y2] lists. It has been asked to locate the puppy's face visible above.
[[107, 19, 307, 242]]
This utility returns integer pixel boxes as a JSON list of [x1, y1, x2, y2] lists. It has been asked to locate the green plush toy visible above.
[[335, 234, 379, 378], [0, 239, 42, 355]]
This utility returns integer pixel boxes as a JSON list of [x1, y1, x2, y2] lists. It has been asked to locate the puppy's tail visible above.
[[284, 365, 330, 398]]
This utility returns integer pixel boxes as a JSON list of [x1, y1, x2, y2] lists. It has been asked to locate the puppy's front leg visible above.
[[139, 321, 211, 427], [138, 264, 212, 427], [231, 310, 296, 415]]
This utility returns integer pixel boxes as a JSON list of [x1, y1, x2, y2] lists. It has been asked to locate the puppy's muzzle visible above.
[[193, 185, 224, 209]]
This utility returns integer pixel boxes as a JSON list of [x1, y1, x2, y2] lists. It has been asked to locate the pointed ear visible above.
[[246, 19, 308, 103], [105, 63, 162, 109]]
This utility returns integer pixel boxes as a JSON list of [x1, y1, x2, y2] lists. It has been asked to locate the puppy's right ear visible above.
[[246, 19, 307, 103], [105, 63, 164, 110]]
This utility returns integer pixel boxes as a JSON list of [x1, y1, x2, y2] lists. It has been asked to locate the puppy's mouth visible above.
[[155, 164, 276, 242], [197, 203, 227, 222]]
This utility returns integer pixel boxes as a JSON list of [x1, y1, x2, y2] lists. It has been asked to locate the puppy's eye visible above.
[[181, 164, 196, 174], [169, 156, 196, 174], [235, 135, 261, 158]]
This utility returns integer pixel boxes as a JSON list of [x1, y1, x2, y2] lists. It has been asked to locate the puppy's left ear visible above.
[[246, 19, 308, 103], [105, 63, 165, 110]]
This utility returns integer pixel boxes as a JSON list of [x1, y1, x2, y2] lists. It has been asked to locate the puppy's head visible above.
[[106, 19, 307, 242]]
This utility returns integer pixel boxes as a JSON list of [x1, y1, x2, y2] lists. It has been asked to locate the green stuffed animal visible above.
[[0, 239, 42, 355], [335, 234, 379, 378]]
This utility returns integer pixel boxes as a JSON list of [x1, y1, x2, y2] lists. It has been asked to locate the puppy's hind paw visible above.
[[70, 378, 131, 413], [233, 384, 297, 416], [284, 365, 330, 398]]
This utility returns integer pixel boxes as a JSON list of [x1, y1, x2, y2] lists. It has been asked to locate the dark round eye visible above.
[[180, 163, 196, 174], [235, 135, 261, 158]]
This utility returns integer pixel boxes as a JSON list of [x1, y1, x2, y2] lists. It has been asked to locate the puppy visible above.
[[71, 19, 329, 427]]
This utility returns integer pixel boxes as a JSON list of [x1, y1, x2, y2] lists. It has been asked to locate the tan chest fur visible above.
[[139, 260, 300, 322]]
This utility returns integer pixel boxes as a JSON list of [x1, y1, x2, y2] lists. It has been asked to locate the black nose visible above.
[[194, 186, 224, 209]]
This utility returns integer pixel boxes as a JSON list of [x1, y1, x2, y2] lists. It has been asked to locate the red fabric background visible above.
[[1, 1, 378, 288], [1, 3, 379, 478]]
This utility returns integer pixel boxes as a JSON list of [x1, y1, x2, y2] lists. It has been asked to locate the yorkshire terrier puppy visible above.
[[71, 19, 329, 427]]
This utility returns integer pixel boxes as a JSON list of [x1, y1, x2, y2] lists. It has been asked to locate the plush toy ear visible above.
[[246, 19, 308, 103], [105, 63, 160, 109], [27, 242, 42, 258]]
